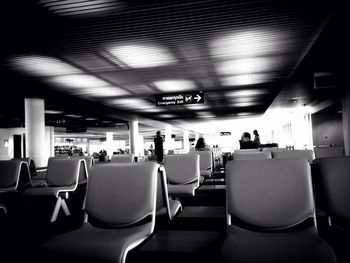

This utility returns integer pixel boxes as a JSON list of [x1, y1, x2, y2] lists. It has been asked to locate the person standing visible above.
[[253, 130, 261, 146], [154, 131, 164, 163]]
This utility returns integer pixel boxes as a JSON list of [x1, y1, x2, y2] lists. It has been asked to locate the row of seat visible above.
[[232, 148, 316, 162]]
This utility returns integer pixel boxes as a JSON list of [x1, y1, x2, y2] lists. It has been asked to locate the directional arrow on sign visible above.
[[194, 94, 201, 102]]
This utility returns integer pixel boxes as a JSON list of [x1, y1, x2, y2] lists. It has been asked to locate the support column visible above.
[[183, 130, 190, 152], [25, 98, 46, 167], [106, 132, 114, 160], [45, 126, 55, 160], [164, 127, 172, 154], [342, 88, 350, 156], [129, 121, 139, 156]]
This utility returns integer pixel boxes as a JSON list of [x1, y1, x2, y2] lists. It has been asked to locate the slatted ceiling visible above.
[[1, 0, 336, 127]]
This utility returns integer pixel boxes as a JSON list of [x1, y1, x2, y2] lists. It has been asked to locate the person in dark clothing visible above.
[[240, 132, 258, 149], [154, 131, 164, 163], [253, 130, 261, 146], [195, 137, 210, 151]]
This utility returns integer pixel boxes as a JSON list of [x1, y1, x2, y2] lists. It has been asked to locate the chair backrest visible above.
[[71, 156, 95, 168], [164, 154, 200, 185], [86, 162, 158, 226], [46, 159, 87, 187], [190, 150, 213, 172], [0, 160, 30, 191], [226, 158, 315, 230], [110, 154, 135, 163], [318, 156, 350, 225], [314, 146, 344, 159], [232, 151, 272, 160], [14, 158, 37, 178], [272, 149, 315, 163]]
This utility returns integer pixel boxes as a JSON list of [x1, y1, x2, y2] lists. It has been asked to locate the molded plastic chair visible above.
[[318, 156, 350, 263], [71, 155, 95, 169], [23, 158, 88, 222], [110, 154, 135, 163], [0, 160, 31, 193], [272, 149, 315, 163], [190, 150, 213, 177], [232, 151, 272, 160], [221, 158, 337, 263], [39, 162, 158, 263], [314, 146, 344, 159], [164, 154, 200, 196], [318, 156, 350, 226], [156, 166, 182, 220], [0, 160, 31, 214]]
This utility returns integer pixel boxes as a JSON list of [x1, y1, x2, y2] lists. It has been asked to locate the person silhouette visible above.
[[154, 131, 164, 163]]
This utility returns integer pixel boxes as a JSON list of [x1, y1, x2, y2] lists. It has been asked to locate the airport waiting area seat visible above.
[[22, 158, 88, 222], [156, 166, 182, 220], [13, 157, 47, 186], [71, 155, 95, 169], [164, 154, 200, 197], [272, 149, 315, 163], [38, 162, 158, 263], [0, 160, 31, 214], [232, 151, 272, 160], [314, 146, 344, 159], [221, 158, 337, 263], [317, 156, 350, 263], [190, 150, 213, 178], [110, 154, 135, 163]]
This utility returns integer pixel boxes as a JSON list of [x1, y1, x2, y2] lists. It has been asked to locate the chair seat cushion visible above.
[[40, 222, 153, 263], [221, 226, 336, 263], [23, 184, 76, 197], [167, 182, 198, 196]]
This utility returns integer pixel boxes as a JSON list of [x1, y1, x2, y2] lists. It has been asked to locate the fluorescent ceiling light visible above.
[[215, 57, 279, 75], [211, 29, 288, 58], [221, 74, 271, 86], [154, 80, 196, 93], [85, 118, 98, 121], [10, 55, 81, 76], [158, 114, 176, 119], [109, 98, 153, 110], [45, 110, 64, 114], [185, 104, 209, 110], [231, 102, 262, 107], [65, 114, 82, 118], [74, 86, 130, 97], [197, 111, 216, 118], [138, 108, 164, 113], [226, 89, 268, 97], [109, 43, 176, 68], [49, 74, 109, 89]]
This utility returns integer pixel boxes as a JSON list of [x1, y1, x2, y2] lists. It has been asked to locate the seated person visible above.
[[240, 132, 259, 149], [195, 137, 210, 151]]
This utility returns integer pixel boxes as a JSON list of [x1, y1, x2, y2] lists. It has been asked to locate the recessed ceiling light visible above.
[[221, 74, 271, 86], [226, 89, 268, 97], [65, 114, 83, 118], [154, 80, 196, 93], [231, 102, 262, 107], [49, 74, 109, 89], [215, 57, 280, 75], [211, 29, 289, 59], [74, 86, 130, 97], [45, 110, 64, 114], [158, 114, 176, 119], [185, 104, 209, 110], [197, 111, 216, 118], [108, 98, 153, 110], [85, 117, 98, 121], [10, 55, 81, 76], [108, 43, 176, 68]]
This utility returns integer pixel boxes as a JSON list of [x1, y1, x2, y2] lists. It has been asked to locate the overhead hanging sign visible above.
[[155, 91, 204, 106]]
